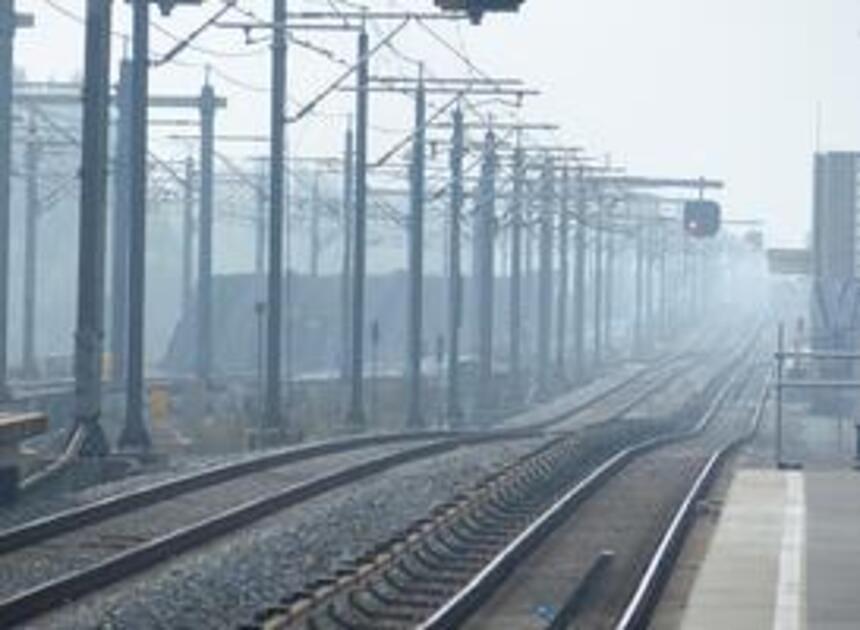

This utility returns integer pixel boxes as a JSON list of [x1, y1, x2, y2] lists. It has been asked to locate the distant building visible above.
[[810, 152, 860, 404], [812, 152, 860, 281]]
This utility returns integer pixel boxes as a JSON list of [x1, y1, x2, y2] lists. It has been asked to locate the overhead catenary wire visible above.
[[287, 18, 411, 124]]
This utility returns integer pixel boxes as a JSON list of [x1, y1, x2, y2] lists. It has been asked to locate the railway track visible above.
[[0, 351, 690, 626], [0, 322, 745, 627], [422, 361, 768, 630], [244, 329, 759, 630], [0, 433, 532, 627], [613, 375, 770, 630]]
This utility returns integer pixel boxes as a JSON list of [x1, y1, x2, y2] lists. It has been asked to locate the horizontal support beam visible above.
[[285, 11, 466, 20], [593, 176, 724, 190], [15, 91, 227, 109], [220, 12, 466, 30], [429, 122, 559, 131], [370, 76, 524, 85], [339, 86, 539, 96]]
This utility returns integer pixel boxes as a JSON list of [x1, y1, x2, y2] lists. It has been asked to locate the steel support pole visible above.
[[684, 236, 693, 325], [110, 59, 131, 384], [120, 0, 151, 451], [634, 208, 645, 356], [697, 242, 706, 316], [283, 129, 293, 394], [347, 29, 369, 429], [523, 191, 534, 372], [310, 171, 320, 278], [0, 3, 16, 397], [644, 213, 655, 348], [776, 322, 784, 466], [659, 221, 669, 338], [22, 110, 38, 379], [265, 0, 287, 432], [74, 0, 112, 456], [476, 130, 496, 418], [592, 191, 604, 367], [536, 157, 554, 399], [406, 76, 426, 429], [555, 162, 570, 380], [196, 81, 215, 382], [672, 231, 682, 330], [255, 162, 266, 294], [446, 107, 464, 423], [340, 126, 353, 383], [181, 156, 194, 317], [573, 166, 587, 383], [604, 204, 615, 355], [508, 144, 524, 403]]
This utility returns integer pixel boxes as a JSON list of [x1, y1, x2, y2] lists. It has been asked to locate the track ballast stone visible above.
[[32, 439, 546, 629]]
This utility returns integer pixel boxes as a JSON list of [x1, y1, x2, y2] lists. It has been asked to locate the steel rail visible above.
[[0, 413, 634, 627], [4, 352, 689, 556], [419, 347, 753, 629], [0, 430, 481, 554], [527, 348, 697, 432], [0, 329, 732, 626], [251, 325, 753, 629], [530, 318, 746, 432], [613, 377, 771, 630], [253, 355, 704, 629], [0, 439, 466, 627]]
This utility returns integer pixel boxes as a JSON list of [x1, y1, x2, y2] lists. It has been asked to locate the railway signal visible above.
[[435, 0, 525, 23], [142, 0, 202, 17], [683, 200, 721, 238]]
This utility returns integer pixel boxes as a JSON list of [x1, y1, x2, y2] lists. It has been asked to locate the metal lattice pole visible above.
[[445, 106, 464, 423], [573, 166, 587, 383], [22, 109, 38, 379], [406, 74, 426, 428], [265, 0, 287, 432], [120, 0, 151, 451], [536, 156, 554, 399], [110, 59, 132, 384], [196, 80, 216, 382], [508, 143, 524, 404], [555, 162, 570, 380], [476, 130, 497, 418], [340, 126, 354, 384], [73, 0, 112, 456], [181, 156, 194, 319], [347, 28, 369, 429]]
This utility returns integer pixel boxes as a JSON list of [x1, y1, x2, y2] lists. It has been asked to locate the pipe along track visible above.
[[247, 329, 758, 630], [0, 345, 704, 627]]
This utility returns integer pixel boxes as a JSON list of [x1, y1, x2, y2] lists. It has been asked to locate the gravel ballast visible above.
[[0, 443, 443, 602], [31, 437, 547, 629], [0, 450, 278, 532]]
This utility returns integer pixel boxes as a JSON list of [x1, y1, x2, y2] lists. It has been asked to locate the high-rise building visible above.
[[810, 152, 860, 403]]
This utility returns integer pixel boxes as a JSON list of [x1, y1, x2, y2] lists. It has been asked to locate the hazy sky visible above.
[[14, 0, 860, 248]]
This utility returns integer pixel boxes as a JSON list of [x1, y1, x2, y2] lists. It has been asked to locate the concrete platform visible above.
[[677, 469, 860, 630]]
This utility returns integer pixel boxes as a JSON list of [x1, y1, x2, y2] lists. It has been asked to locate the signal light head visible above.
[[435, 0, 526, 23], [683, 200, 721, 238]]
